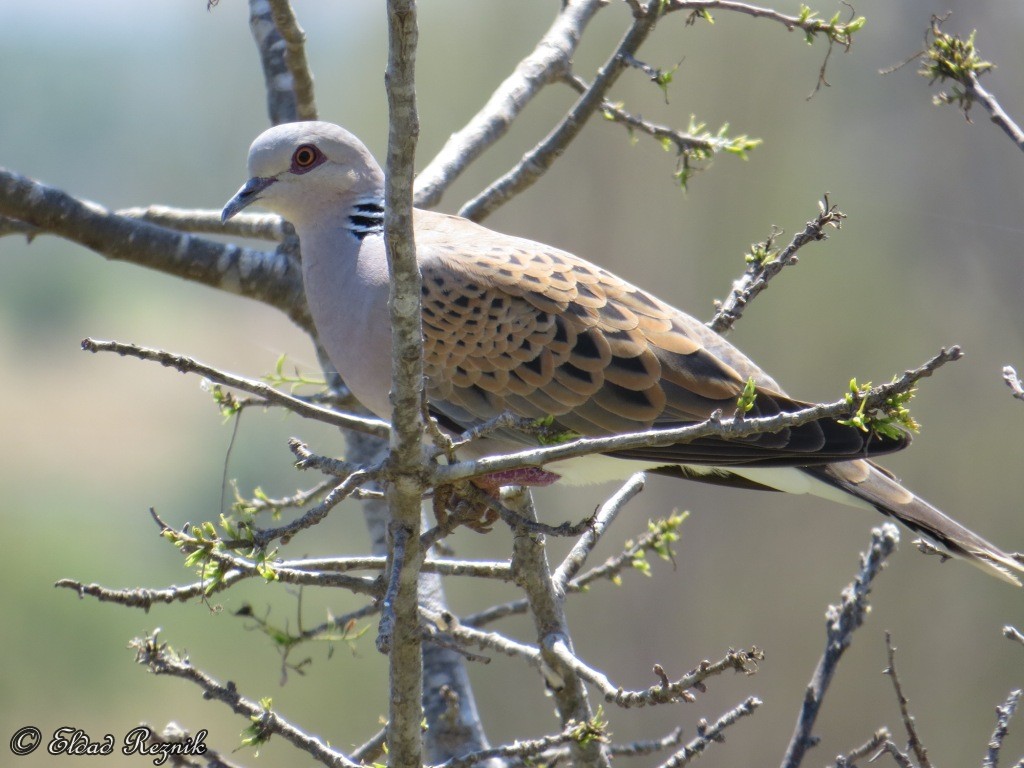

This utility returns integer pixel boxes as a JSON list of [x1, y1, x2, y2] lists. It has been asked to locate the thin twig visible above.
[[876, 741, 914, 768], [81, 338, 388, 438], [231, 464, 383, 549], [780, 523, 900, 768], [234, 478, 336, 515], [280, 554, 514, 580], [883, 632, 933, 768], [656, 697, 762, 768], [55, 573, 248, 608], [546, 638, 763, 708], [1004, 625, 1024, 648], [376, 523, 408, 656], [429, 722, 595, 768], [1003, 367, 1024, 402], [559, 71, 720, 154], [137, 722, 247, 768], [608, 727, 686, 757], [983, 689, 1022, 768], [459, 0, 662, 221], [709, 196, 846, 334], [830, 728, 892, 767], [131, 631, 359, 768], [351, 727, 388, 766], [963, 72, 1024, 152], [414, 0, 606, 208], [423, 610, 544, 669], [553, 472, 646, 591]]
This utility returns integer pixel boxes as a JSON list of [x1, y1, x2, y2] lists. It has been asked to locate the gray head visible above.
[[221, 121, 384, 227]]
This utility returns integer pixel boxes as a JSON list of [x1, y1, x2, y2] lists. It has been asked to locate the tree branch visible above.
[[780, 523, 900, 768], [883, 632, 933, 768], [413, 0, 605, 209], [0, 168, 309, 331], [383, 4, 426, 768], [709, 197, 846, 335], [80, 337, 389, 438], [507, 489, 611, 768], [984, 689, 1022, 768], [116, 204, 285, 241], [131, 631, 360, 768], [656, 696, 762, 768], [459, 0, 662, 221], [248, 0, 318, 124]]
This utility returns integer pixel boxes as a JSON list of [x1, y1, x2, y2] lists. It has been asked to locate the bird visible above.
[[222, 120, 1022, 585]]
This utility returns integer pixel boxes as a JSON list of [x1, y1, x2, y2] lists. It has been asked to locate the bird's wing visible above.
[[414, 210, 908, 466]]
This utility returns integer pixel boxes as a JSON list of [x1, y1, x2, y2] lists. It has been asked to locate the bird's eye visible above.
[[292, 144, 320, 170]]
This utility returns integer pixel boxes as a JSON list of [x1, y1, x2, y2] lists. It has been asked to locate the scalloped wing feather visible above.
[[414, 210, 907, 465]]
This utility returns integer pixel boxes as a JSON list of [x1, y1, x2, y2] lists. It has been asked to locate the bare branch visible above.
[[876, 741, 915, 768], [553, 472, 646, 591], [55, 573, 248, 608], [425, 611, 543, 669], [429, 721, 595, 768], [607, 728, 686, 758], [131, 631, 359, 768], [459, 1, 662, 221], [0, 168, 309, 330], [961, 71, 1024, 152], [829, 728, 892, 768], [351, 728, 388, 766], [1004, 625, 1024, 648], [414, 0, 605, 208], [984, 689, 1022, 768], [248, 0, 318, 124], [243, 463, 384, 549], [556, 644, 763, 709], [137, 722, 247, 768], [883, 632, 933, 768], [117, 204, 285, 241], [1003, 367, 1024, 402], [507, 489, 612, 768], [382, 5, 426, 768], [656, 697, 762, 768], [709, 196, 846, 334], [462, 510, 684, 629], [80, 338, 389, 438], [780, 523, 900, 768]]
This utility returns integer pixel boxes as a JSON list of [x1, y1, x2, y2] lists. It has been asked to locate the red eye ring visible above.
[[293, 144, 319, 169]]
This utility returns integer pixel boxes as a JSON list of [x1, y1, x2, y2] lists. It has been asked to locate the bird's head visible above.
[[221, 121, 384, 227]]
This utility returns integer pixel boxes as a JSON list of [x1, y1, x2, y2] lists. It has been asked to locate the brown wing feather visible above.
[[415, 210, 908, 465]]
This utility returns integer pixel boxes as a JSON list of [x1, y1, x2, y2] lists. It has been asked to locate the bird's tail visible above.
[[804, 460, 1024, 586]]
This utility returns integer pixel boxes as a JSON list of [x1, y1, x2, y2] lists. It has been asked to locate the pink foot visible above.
[[473, 466, 561, 493]]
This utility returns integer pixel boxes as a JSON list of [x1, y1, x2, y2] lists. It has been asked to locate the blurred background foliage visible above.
[[2, 1, 1024, 765]]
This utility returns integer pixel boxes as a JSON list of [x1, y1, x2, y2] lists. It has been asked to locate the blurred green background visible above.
[[3, 1, 1024, 765]]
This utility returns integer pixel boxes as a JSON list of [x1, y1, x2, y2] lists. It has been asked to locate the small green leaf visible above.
[[736, 377, 758, 414]]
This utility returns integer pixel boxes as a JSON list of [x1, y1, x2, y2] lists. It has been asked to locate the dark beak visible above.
[[221, 176, 276, 222]]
